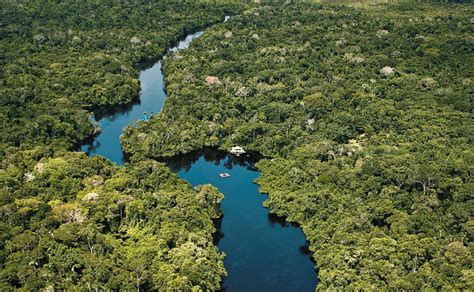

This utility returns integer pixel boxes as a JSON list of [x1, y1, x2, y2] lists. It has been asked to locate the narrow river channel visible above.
[[81, 19, 317, 291]]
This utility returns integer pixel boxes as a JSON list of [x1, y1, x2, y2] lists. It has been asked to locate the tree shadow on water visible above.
[[162, 147, 262, 173]]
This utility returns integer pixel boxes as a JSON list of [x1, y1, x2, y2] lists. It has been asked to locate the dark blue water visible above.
[[80, 25, 317, 291], [166, 150, 317, 291]]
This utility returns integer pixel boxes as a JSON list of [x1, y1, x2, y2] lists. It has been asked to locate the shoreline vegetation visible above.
[[1, 0, 472, 290], [1, 0, 239, 156], [122, 1, 473, 290], [1, 1, 242, 290]]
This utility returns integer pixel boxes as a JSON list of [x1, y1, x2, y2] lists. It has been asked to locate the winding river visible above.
[[81, 20, 317, 291]]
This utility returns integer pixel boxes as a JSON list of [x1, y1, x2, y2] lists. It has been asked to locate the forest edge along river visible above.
[[79, 17, 317, 291]]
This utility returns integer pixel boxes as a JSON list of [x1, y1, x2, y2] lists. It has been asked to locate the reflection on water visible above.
[[163, 147, 261, 173]]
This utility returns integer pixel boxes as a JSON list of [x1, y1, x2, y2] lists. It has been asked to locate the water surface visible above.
[[80, 23, 317, 291], [166, 149, 317, 291]]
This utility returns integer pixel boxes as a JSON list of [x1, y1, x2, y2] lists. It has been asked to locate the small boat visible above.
[[219, 173, 230, 178]]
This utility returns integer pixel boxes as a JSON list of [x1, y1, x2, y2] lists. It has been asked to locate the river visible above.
[[80, 19, 317, 291]]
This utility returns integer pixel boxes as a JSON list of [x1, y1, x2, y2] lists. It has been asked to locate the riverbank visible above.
[[79, 14, 318, 288], [118, 2, 474, 289], [165, 148, 317, 291]]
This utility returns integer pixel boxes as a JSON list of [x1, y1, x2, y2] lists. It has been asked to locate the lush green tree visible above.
[[0, 149, 225, 289], [0, 0, 242, 156]]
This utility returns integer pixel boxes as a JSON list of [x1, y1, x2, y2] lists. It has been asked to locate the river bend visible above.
[[80, 20, 317, 291]]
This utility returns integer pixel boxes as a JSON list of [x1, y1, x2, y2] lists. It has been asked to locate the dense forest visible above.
[[1, 1, 241, 289], [0, 0, 238, 155], [122, 1, 473, 290], [1, 0, 472, 290], [1, 147, 224, 289]]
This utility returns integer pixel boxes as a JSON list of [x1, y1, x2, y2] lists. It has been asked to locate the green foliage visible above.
[[0, 148, 225, 289], [122, 1, 473, 289], [1, 1, 244, 289], [0, 0, 240, 155], [123, 2, 473, 158], [1, 0, 473, 289]]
